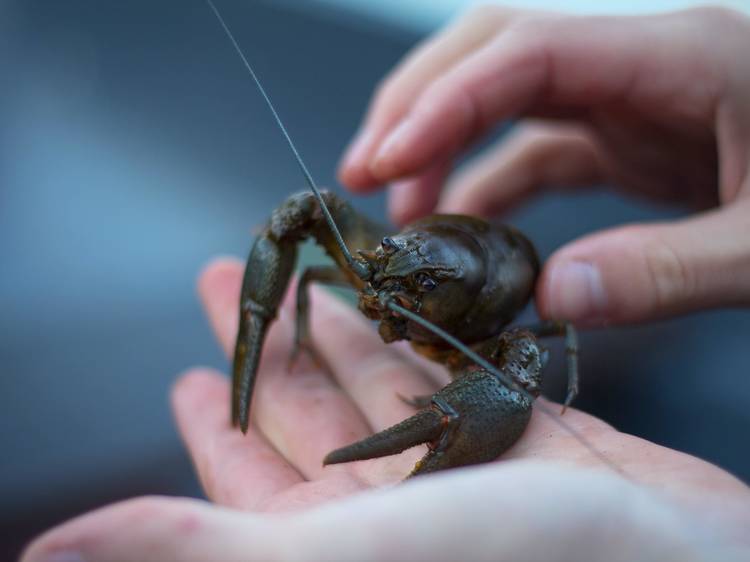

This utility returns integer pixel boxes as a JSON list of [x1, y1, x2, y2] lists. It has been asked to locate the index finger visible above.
[[338, 4, 521, 191], [363, 10, 725, 183]]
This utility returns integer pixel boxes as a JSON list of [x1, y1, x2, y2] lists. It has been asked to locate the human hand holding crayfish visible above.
[[22, 6, 750, 562], [22, 259, 750, 561], [339, 6, 750, 327]]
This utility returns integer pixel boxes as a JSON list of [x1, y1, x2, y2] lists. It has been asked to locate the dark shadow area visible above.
[[1, 0, 748, 558]]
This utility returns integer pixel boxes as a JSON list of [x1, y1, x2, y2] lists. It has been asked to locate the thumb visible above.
[[537, 200, 750, 325]]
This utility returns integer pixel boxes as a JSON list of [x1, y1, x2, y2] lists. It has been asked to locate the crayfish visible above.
[[207, 0, 581, 478]]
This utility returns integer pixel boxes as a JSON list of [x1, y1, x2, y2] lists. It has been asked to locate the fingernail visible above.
[[546, 261, 607, 321], [371, 118, 414, 177]]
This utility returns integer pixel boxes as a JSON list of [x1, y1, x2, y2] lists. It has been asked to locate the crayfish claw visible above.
[[323, 409, 443, 466], [325, 366, 537, 477], [407, 371, 534, 477], [233, 233, 297, 433], [233, 304, 273, 434]]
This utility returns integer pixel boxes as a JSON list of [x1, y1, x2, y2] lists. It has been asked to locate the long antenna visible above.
[[387, 301, 624, 476], [206, 0, 370, 280]]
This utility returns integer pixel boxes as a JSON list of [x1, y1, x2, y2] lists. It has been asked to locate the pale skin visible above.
[[23, 6, 750, 561]]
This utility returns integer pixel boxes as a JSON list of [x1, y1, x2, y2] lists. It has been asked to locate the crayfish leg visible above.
[[521, 320, 579, 413], [288, 265, 352, 371]]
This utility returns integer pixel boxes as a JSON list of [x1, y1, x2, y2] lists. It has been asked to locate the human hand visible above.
[[22, 258, 750, 561], [338, 6, 750, 327]]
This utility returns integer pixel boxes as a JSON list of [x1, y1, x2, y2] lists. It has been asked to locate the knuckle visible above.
[[640, 235, 695, 313]]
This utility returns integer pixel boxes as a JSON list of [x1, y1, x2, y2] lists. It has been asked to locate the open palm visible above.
[[23, 258, 749, 562]]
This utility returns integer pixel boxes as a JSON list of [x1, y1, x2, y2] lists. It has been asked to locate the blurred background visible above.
[[2, 0, 749, 558]]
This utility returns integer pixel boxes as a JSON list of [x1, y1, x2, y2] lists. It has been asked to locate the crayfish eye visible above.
[[415, 272, 437, 291]]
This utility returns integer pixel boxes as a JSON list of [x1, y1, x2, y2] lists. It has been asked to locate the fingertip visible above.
[[197, 257, 243, 303], [537, 224, 681, 326], [337, 129, 383, 192], [171, 368, 227, 414], [198, 257, 244, 355], [171, 368, 230, 439], [368, 121, 433, 183], [337, 161, 380, 192], [538, 256, 609, 326]]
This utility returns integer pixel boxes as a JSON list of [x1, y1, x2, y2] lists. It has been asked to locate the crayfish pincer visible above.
[[233, 189, 579, 477]]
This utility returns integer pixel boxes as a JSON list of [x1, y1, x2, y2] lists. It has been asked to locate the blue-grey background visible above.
[[2, 0, 749, 558]]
